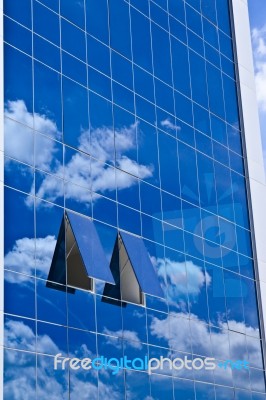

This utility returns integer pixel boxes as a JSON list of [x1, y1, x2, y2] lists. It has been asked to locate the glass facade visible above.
[[2, 0, 265, 399]]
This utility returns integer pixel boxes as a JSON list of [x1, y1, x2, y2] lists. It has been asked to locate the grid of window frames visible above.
[[3, 0, 266, 399]]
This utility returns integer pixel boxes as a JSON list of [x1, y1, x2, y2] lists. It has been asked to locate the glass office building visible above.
[[1, 0, 266, 399]]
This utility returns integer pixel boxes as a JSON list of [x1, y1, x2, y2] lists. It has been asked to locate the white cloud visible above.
[[4, 236, 56, 281], [252, 26, 266, 112], [160, 118, 181, 132], [156, 258, 211, 309], [5, 100, 153, 207], [103, 328, 142, 350]]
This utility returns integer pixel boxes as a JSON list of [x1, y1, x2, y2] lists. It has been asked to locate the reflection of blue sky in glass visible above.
[[3, 0, 266, 398]]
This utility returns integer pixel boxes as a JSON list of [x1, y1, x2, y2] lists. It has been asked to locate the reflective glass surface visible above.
[[3, 0, 265, 398]]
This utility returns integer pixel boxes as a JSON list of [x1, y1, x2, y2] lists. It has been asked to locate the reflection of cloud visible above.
[[156, 258, 211, 307], [103, 329, 142, 350], [4, 320, 123, 400], [5, 100, 152, 207], [4, 236, 56, 281], [252, 26, 266, 112], [160, 118, 181, 131]]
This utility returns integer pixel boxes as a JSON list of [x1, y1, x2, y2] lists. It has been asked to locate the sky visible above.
[[248, 0, 266, 169]]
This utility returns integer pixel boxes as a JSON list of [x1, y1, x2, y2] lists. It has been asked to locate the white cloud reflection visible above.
[[4, 100, 153, 208]]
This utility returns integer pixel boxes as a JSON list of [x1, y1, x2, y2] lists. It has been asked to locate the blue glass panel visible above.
[[37, 278, 67, 325], [155, 78, 175, 115], [173, 378, 195, 399], [4, 158, 34, 194], [216, 0, 231, 35], [223, 74, 239, 126], [142, 214, 164, 244], [88, 67, 112, 100], [179, 142, 199, 205], [37, 321, 68, 355], [195, 131, 212, 156], [4, 188, 35, 256], [95, 294, 122, 333], [135, 95, 156, 124], [172, 38, 191, 97], [33, 35, 60, 71], [4, 271, 35, 319], [236, 225, 252, 258], [150, 1, 169, 30], [88, 36, 111, 76], [152, 23, 172, 84], [204, 42, 221, 68], [211, 114, 227, 146], [206, 62, 225, 119], [177, 119, 195, 146], [186, 4, 203, 37], [187, 29, 204, 57], [33, 1, 60, 45], [68, 328, 96, 358], [134, 65, 154, 102], [150, 373, 174, 399], [116, 170, 140, 209], [113, 82, 135, 113], [113, 105, 137, 170], [60, 0, 85, 28], [215, 386, 234, 400], [4, 0, 32, 29], [219, 30, 234, 60], [109, 0, 131, 58], [5, 45, 33, 114], [62, 77, 89, 149], [67, 211, 115, 283], [137, 121, 160, 186], [212, 141, 230, 167], [125, 370, 150, 400], [122, 302, 147, 343], [140, 182, 162, 218], [4, 17, 32, 55], [193, 103, 211, 136], [130, 0, 149, 15], [38, 0, 59, 12], [189, 51, 208, 108], [174, 91, 193, 125], [34, 61, 62, 137], [195, 381, 215, 399], [224, 270, 245, 330], [119, 231, 164, 298], [205, 263, 227, 326], [61, 19, 86, 61], [62, 51, 87, 86], [168, 0, 185, 24], [111, 50, 132, 89], [214, 162, 234, 221], [201, 0, 217, 25], [203, 17, 219, 49], [93, 195, 117, 227], [231, 171, 250, 229], [131, 8, 152, 72], [169, 16, 187, 44], [86, 0, 109, 44], [158, 133, 180, 196], [35, 202, 63, 280]]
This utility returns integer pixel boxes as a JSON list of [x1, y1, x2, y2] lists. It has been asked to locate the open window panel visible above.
[[103, 233, 145, 307], [65, 213, 93, 292], [46, 211, 115, 293]]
